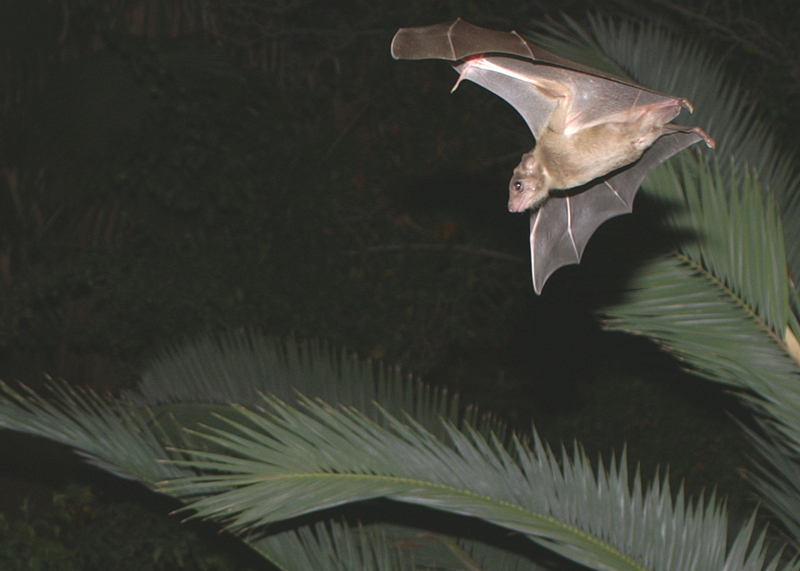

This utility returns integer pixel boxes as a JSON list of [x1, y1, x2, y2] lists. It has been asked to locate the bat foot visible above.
[[698, 128, 716, 149], [687, 126, 715, 148], [665, 124, 716, 149]]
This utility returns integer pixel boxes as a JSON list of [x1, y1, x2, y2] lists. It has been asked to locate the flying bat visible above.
[[391, 18, 714, 294]]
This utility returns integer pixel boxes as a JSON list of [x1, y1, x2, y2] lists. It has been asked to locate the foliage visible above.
[[0, 333, 796, 571], [534, 14, 800, 551], [0, 498, 78, 571], [0, 484, 245, 571]]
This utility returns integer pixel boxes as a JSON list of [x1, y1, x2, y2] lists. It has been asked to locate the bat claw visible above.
[[450, 60, 476, 92], [450, 73, 466, 93], [693, 126, 715, 148]]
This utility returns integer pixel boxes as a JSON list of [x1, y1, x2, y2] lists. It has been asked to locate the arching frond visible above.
[[1, 353, 796, 570], [599, 156, 798, 394], [745, 423, 800, 547], [161, 393, 794, 571], [0, 380, 187, 483], [248, 521, 417, 571], [134, 330, 503, 440], [528, 16, 800, 388], [530, 18, 800, 556]]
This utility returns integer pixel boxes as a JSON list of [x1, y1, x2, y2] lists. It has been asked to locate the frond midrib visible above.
[[674, 249, 791, 359], [165, 470, 648, 571]]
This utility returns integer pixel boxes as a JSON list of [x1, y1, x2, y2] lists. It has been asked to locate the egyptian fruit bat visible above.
[[391, 19, 714, 294]]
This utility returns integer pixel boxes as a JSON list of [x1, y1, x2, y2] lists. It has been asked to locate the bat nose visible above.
[[508, 196, 527, 212]]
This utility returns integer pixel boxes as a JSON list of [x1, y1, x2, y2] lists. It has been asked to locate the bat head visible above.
[[508, 151, 550, 212]]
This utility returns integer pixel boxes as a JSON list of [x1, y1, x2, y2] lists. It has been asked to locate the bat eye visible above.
[[513, 180, 523, 192]]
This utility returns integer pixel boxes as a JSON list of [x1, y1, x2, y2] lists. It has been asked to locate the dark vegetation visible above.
[[1, 0, 799, 567]]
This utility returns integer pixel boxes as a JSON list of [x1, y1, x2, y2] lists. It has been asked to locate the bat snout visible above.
[[508, 183, 546, 212], [508, 199, 528, 213]]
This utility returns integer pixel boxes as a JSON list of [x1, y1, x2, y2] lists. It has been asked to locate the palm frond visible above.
[[161, 393, 795, 571], [530, 16, 800, 384], [745, 423, 800, 546], [134, 330, 503, 440], [532, 18, 800, 556], [248, 521, 417, 571], [0, 355, 486, 570], [535, 11, 800, 407], [599, 156, 798, 394], [1, 352, 795, 570], [0, 380, 188, 483], [659, 155, 788, 334]]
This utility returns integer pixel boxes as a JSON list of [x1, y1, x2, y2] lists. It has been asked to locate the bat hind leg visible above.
[[663, 124, 716, 148]]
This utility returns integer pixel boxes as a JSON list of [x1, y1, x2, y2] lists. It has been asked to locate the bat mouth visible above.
[[509, 192, 550, 213], [508, 197, 530, 213]]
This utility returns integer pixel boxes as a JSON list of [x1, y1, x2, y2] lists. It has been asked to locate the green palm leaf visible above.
[[0, 337, 795, 569], [134, 331, 502, 440], [599, 156, 797, 396], [161, 393, 794, 571], [1, 376, 795, 570], [531, 16, 800, 554], [528, 16, 800, 393], [248, 521, 416, 571], [0, 380, 188, 483], [535, 11, 800, 436]]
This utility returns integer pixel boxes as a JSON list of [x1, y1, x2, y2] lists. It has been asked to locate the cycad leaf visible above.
[[598, 156, 797, 397], [134, 330, 503, 440], [0, 361, 795, 570], [744, 423, 800, 545], [248, 521, 417, 571], [0, 346, 505, 570], [161, 394, 793, 571], [529, 16, 799, 392], [0, 380, 188, 483], [531, 18, 800, 556]]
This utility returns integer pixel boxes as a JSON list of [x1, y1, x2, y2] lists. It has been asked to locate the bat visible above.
[[391, 18, 714, 294]]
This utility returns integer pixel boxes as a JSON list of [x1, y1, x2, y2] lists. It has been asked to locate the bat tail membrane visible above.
[[529, 130, 708, 294]]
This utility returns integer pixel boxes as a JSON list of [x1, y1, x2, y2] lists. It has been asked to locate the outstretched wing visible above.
[[391, 18, 640, 83], [392, 18, 681, 140], [529, 130, 705, 293]]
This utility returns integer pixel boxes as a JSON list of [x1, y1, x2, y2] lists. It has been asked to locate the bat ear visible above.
[[521, 153, 538, 172]]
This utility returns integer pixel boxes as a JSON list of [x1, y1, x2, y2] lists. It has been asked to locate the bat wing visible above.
[[529, 130, 705, 293], [452, 57, 561, 139], [394, 20, 687, 143], [391, 18, 640, 86]]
